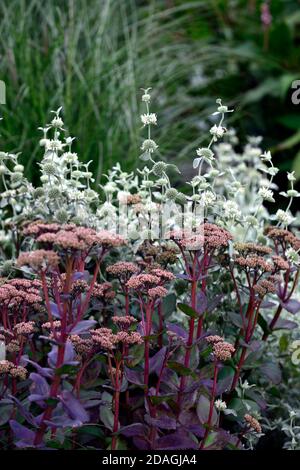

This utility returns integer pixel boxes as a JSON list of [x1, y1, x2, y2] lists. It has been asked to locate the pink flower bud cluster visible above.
[[235, 255, 273, 272], [205, 336, 235, 362], [112, 316, 137, 327], [92, 282, 115, 300], [70, 334, 94, 355], [0, 279, 42, 307], [272, 255, 289, 271], [148, 286, 168, 299], [91, 328, 143, 350], [17, 249, 59, 270], [23, 222, 125, 252], [126, 274, 160, 290], [245, 414, 262, 434], [266, 228, 300, 251], [106, 261, 139, 277], [0, 360, 27, 380], [170, 223, 232, 251], [14, 321, 36, 336]]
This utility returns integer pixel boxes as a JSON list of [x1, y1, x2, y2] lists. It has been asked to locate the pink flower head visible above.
[[14, 321, 36, 336], [17, 250, 59, 271], [212, 341, 235, 362], [106, 262, 139, 277], [126, 274, 160, 290], [205, 335, 224, 344], [148, 286, 168, 299]]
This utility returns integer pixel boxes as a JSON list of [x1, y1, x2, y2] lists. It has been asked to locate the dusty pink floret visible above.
[[92, 282, 115, 300], [272, 255, 289, 271], [148, 286, 168, 299], [245, 414, 262, 433], [112, 316, 137, 326], [205, 335, 224, 344], [235, 255, 273, 272], [42, 320, 61, 330], [212, 341, 235, 361], [17, 249, 59, 270], [14, 321, 36, 336], [126, 274, 160, 290], [150, 268, 176, 281], [106, 261, 139, 277], [170, 223, 232, 251]]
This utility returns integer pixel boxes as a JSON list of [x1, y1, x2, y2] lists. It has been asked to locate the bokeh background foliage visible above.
[[0, 0, 300, 187]]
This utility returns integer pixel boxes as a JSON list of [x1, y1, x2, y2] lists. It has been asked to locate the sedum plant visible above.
[[0, 90, 299, 450]]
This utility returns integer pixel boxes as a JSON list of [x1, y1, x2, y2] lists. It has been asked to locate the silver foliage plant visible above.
[[1, 89, 300, 248]]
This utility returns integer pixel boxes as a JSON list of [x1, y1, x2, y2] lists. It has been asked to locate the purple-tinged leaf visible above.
[[281, 298, 300, 314], [28, 373, 50, 403], [124, 367, 144, 385], [145, 414, 177, 430], [273, 318, 298, 330], [8, 395, 39, 427], [261, 300, 277, 309], [154, 431, 198, 450], [260, 362, 282, 384], [119, 423, 148, 437], [166, 322, 188, 341], [48, 341, 78, 368], [49, 301, 61, 318], [196, 291, 208, 315], [72, 271, 89, 281], [23, 357, 54, 378], [196, 394, 218, 426], [9, 420, 35, 448], [68, 320, 97, 334], [187, 424, 205, 438], [44, 415, 84, 429], [58, 390, 89, 424], [176, 273, 190, 280], [133, 436, 150, 450], [245, 390, 267, 410], [149, 347, 167, 375]]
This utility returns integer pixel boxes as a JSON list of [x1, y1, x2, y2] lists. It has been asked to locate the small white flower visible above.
[[245, 215, 259, 227], [46, 139, 64, 152], [287, 171, 296, 182], [223, 200, 241, 220], [140, 113, 157, 126], [210, 125, 225, 140], [260, 151, 272, 162], [240, 379, 254, 390], [195, 147, 214, 164], [258, 186, 275, 202], [141, 139, 158, 152], [275, 209, 295, 226], [51, 117, 64, 128], [286, 248, 299, 264], [201, 190, 216, 206], [215, 399, 227, 411], [141, 88, 151, 103]]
